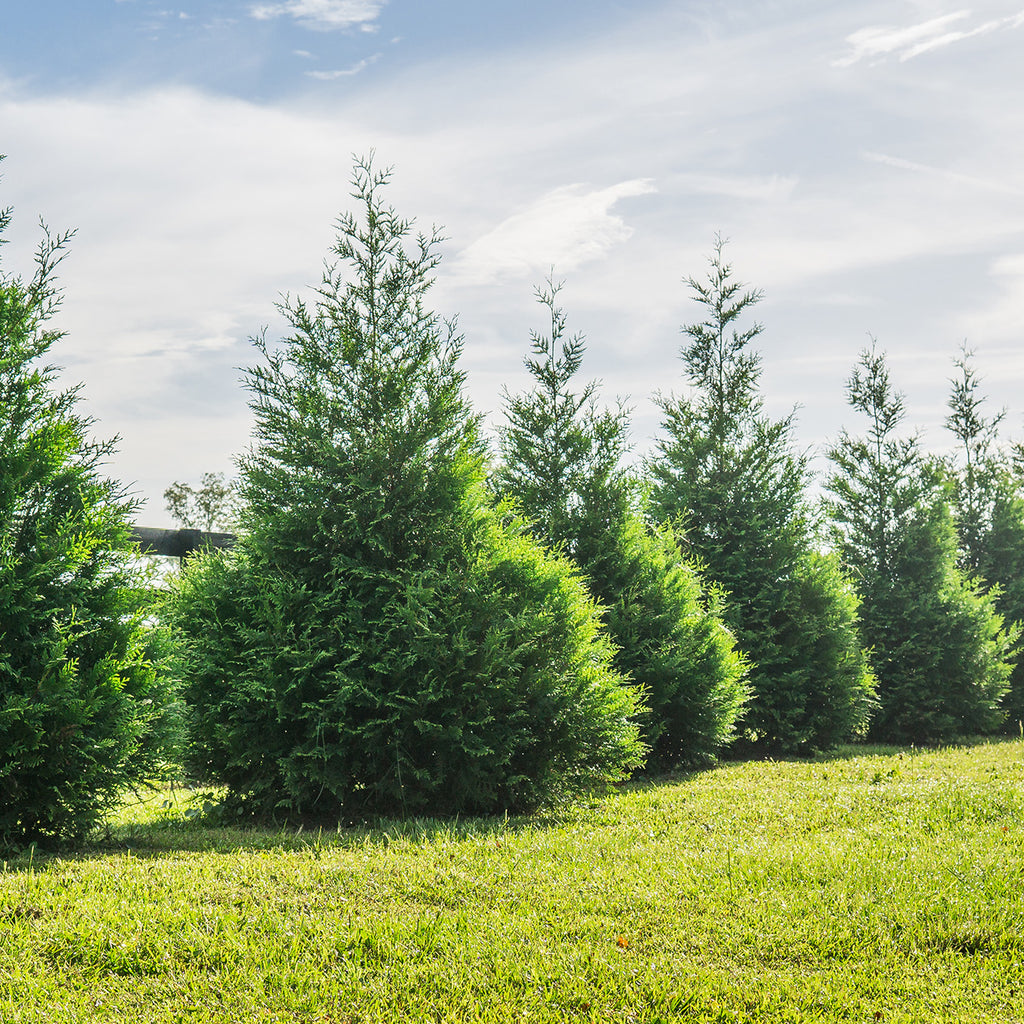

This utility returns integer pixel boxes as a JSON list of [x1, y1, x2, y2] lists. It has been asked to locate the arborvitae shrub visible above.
[[860, 499, 1013, 741], [983, 480, 1024, 728], [494, 280, 747, 768], [754, 550, 877, 751], [827, 345, 1016, 743], [169, 159, 644, 820], [942, 347, 1024, 730], [0, 178, 177, 849], [581, 515, 747, 767], [648, 238, 875, 753]]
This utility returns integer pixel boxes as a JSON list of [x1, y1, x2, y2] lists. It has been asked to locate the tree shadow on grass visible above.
[[601, 760, 719, 800], [1, 783, 578, 871], [6, 734, 1021, 871]]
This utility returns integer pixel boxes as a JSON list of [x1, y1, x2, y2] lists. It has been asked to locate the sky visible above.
[[2, 0, 1023, 524]]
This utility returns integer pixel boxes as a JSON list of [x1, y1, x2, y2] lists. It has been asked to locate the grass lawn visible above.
[[2, 740, 1023, 1022]]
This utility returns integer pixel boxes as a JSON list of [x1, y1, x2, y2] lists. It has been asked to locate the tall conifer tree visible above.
[[0, 160, 177, 848], [170, 159, 644, 819], [496, 280, 747, 766], [826, 344, 1015, 741], [942, 346, 1024, 727], [649, 238, 875, 753]]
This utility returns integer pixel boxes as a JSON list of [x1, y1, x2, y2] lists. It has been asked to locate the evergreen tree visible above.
[[826, 344, 1015, 742], [982, 483, 1024, 728], [943, 346, 1024, 727], [169, 158, 644, 820], [0, 165, 177, 848], [648, 237, 875, 753], [944, 344, 1005, 574], [495, 280, 747, 767], [495, 279, 634, 546]]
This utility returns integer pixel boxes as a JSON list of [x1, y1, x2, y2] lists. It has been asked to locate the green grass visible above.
[[3, 741, 1024, 1022]]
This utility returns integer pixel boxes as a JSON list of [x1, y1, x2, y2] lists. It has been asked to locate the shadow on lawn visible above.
[[7, 758, 723, 867], [1, 786, 577, 870], [6, 734, 1020, 871], [102, 754, 740, 860]]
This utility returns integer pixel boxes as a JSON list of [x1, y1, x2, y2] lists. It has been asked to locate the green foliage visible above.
[[826, 345, 924, 583], [981, 481, 1024, 727], [743, 549, 878, 753], [648, 237, 875, 753], [0, 171, 177, 849], [173, 505, 641, 819], [169, 158, 643, 820], [942, 347, 1024, 728], [943, 345, 1005, 575], [826, 344, 1016, 742], [495, 280, 747, 767], [582, 516, 748, 766], [495, 278, 633, 543]]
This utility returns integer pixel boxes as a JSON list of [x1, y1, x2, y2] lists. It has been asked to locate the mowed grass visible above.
[[2, 742, 1024, 1023]]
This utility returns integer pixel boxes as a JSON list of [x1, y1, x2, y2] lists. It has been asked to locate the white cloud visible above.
[[863, 151, 1024, 196], [450, 180, 657, 285], [0, 84, 385, 513], [834, 9, 1024, 66], [990, 253, 1024, 275], [956, 254, 1024, 352], [900, 13, 1024, 58], [249, 0, 385, 32], [3, 0, 1024, 513], [676, 172, 798, 203], [834, 11, 967, 66], [306, 55, 378, 78]]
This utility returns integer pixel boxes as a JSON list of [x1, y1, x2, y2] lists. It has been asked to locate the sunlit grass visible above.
[[2, 741, 1023, 1022]]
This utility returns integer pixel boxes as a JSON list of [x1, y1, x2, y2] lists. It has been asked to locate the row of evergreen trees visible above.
[[496, 237, 1019, 756], [2, 156, 1021, 847]]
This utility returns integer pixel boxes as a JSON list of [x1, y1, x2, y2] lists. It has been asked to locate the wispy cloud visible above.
[[306, 56, 378, 79], [450, 180, 657, 285], [249, 0, 386, 32], [834, 9, 1024, 66], [863, 150, 1024, 196], [676, 172, 797, 202]]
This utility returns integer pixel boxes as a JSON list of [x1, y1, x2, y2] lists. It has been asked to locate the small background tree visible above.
[[825, 344, 1015, 742], [164, 471, 237, 532], [0, 168, 178, 849], [169, 159, 643, 821], [648, 237, 875, 753], [494, 279, 747, 767]]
